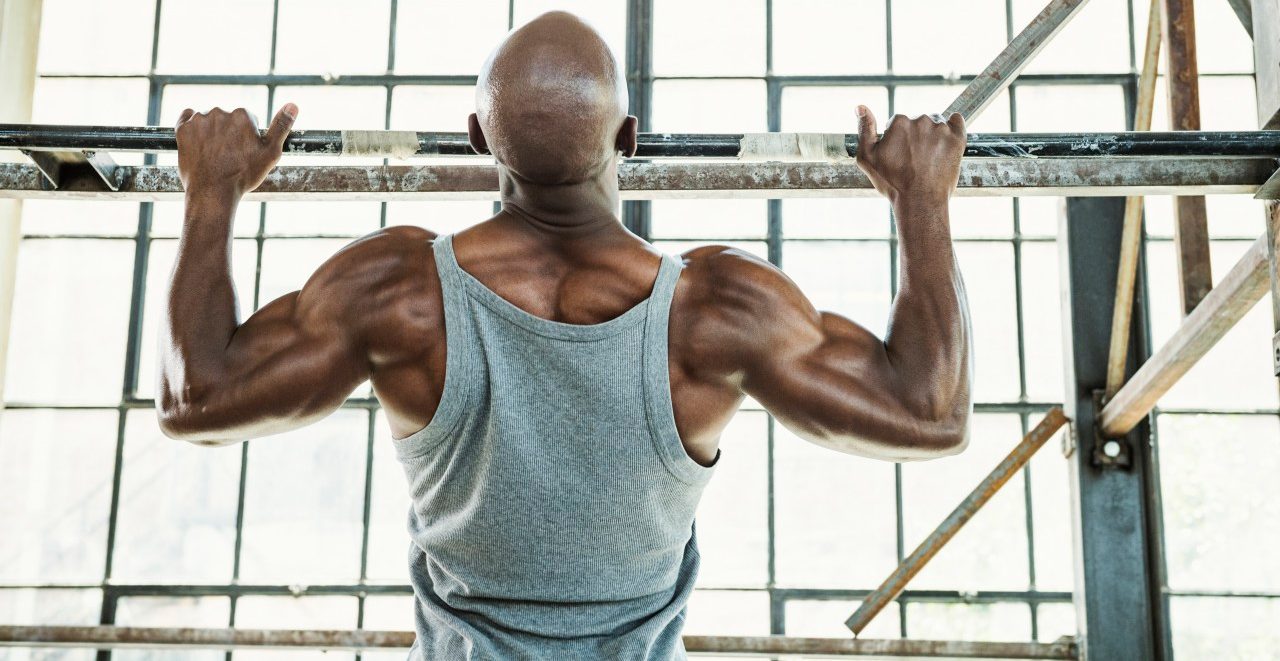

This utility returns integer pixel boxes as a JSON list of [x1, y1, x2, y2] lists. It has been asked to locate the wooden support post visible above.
[[1105, 0, 1163, 399], [1163, 0, 1214, 315]]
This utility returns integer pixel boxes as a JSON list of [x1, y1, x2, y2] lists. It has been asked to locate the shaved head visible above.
[[471, 11, 635, 186]]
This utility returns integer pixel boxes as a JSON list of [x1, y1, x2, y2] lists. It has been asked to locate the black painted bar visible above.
[[2, 124, 1280, 159]]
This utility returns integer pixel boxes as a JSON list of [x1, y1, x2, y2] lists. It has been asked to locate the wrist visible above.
[[185, 178, 246, 204]]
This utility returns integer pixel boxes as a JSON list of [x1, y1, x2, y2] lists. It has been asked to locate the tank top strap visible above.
[[647, 252, 684, 314]]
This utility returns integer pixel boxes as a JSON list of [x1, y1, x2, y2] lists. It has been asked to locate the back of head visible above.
[[474, 11, 630, 185]]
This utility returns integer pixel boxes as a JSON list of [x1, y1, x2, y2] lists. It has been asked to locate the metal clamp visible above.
[[21, 149, 120, 191], [1092, 390, 1132, 469]]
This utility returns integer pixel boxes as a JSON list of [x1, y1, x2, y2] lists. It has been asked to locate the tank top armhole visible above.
[[642, 253, 719, 485], [392, 235, 474, 460]]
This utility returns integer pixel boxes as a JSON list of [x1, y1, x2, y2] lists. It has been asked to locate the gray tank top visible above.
[[393, 234, 720, 660]]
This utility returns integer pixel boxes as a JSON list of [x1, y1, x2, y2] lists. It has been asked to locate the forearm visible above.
[[885, 197, 972, 421], [161, 185, 244, 398]]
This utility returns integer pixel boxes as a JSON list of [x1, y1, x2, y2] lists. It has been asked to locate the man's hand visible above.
[[175, 103, 298, 196], [854, 106, 966, 206]]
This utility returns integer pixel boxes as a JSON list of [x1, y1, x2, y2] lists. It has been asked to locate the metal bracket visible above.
[[1273, 330, 1280, 376], [20, 149, 120, 191], [1091, 390, 1132, 469], [1255, 161, 1280, 199]]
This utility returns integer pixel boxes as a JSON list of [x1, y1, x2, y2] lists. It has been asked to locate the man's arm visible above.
[[682, 107, 972, 462], [157, 105, 409, 446]]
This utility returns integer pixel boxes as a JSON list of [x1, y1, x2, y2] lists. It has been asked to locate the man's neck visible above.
[[496, 161, 624, 238]]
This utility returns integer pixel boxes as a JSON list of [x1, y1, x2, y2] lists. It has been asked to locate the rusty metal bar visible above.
[[844, 409, 1071, 636], [1164, 0, 1214, 314], [0, 626, 1078, 659], [944, 0, 1092, 121], [1105, 0, 1164, 399], [1099, 235, 1270, 436], [0, 157, 1273, 201]]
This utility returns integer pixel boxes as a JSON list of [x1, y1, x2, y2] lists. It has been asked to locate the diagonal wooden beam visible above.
[[1099, 235, 1269, 437], [843, 409, 1070, 636], [1164, 0, 1214, 315], [1105, 0, 1164, 399], [944, 0, 1092, 121]]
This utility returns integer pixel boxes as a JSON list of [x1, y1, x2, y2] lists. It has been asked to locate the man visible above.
[[160, 11, 972, 661]]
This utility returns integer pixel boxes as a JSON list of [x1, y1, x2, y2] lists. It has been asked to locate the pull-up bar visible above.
[[2, 124, 1280, 160]]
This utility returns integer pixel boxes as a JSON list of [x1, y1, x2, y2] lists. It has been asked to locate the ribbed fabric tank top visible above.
[[392, 234, 720, 660]]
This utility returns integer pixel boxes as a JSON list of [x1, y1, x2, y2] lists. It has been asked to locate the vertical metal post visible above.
[[1059, 197, 1166, 659], [0, 0, 43, 414], [623, 0, 653, 240]]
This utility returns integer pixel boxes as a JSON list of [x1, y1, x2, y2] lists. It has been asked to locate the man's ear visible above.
[[616, 115, 638, 158], [468, 113, 490, 155]]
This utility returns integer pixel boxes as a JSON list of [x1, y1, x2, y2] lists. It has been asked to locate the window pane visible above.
[[782, 86, 888, 133], [786, 599, 901, 639], [949, 198, 1014, 241], [901, 414, 1029, 591], [395, 0, 509, 74], [265, 201, 381, 237], [783, 198, 891, 240], [20, 200, 139, 237], [32, 78, 150, 166], [956, 243, 1020, 401], [237, 410, 369, 583], [1170, 596, 1280, 659], [650, 200, 767, 240], [385, 201, 495, 235], [513, 0, 627, 64], [772, 0, 885, 74], [5, 239, 133, 404], [1029, 424, 1072, 592], [0, 410, 116, 583], [653, 80, 767, 133], [359, 595, 416, 661], [156, 0, 273, 74], [112, 411, 242, 584], [1014, 85, 1125, 132], [256, 238, 353, 310], [891, 0, 1007, 75], [115, 597, 231, 661], [695, 412, 769, 588], [368, 411, 413, 583], [1010, 0, 1129, 74], [150, 200, 263, 239], [1035, 602, 1077, 642], [774, 425, 898, 589], [1021, 242, 1064, 403], [683, 589, 770, 636], [905, 602, 1031, 640], [1134, 0, 1254, 75], [232, 596, 358, 661], [779, 241, 891, 330], [652, 0, 764, 76], [134, 238, 259, 400], [1146, 241, 1279, 410], [1159, 414, 1280, 592], [390, 85, 477, 132], [38, 0, 156, 74], [274, 0, 392, 75]]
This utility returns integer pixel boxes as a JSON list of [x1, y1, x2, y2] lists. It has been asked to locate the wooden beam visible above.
[[1163, 0, 1214, 314], [1255, 0, 1280, 128], [1105, 0, 1163, 399], [844, 410, 1070, 636], [1099, 235, 1270, 437]]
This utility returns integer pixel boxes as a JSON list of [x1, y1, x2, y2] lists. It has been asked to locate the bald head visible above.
[[470, 12, 636, 186]]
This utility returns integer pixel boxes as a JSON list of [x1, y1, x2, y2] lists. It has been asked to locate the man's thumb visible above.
[[265, 103, 298, 151], [856, 105, 878, 157]]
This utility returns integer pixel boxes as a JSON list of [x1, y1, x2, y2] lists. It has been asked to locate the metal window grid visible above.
[[2, 0, 1275, 658]]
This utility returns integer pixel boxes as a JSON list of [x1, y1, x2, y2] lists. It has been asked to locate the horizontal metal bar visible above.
[[0, 158, 1272, 201], [4, 125, 1280, 159], [0, 626, 1078, 659], [1099, 234, 1270, 436]]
